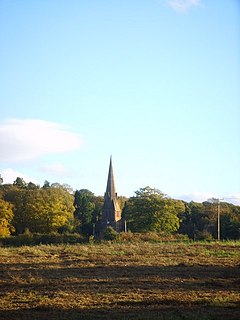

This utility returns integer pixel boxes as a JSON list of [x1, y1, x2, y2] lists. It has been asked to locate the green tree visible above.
[[13, 177, 27, 189], [74, 189, 95, 237], [27, 182, 39, 190], [42, 180, 51, 189], [125, 186, 183, 234], [92, 196, 104, 222], [178, 202, 192, 236], [179, 200, 240, 240], [206, 202, 240, 240], [179, 202, 209, 240], [51, 182, 73, 193]]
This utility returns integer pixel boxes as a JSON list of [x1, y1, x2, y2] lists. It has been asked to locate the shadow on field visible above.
[[0, 263, 240, 294], [0, 263, 240, 319], [0, 262, 239, 282], [0, 304, 239, 320]]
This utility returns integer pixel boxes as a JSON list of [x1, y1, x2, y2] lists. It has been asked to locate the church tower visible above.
[[101, 156, 122, 232]]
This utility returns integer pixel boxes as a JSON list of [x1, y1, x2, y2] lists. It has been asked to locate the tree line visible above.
[[0, 176, 239, 240]]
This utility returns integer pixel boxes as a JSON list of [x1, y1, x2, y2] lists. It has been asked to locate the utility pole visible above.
[[217, 199, 221, 241], [207, 197, 223, 241], [208, 197, 240, 241], [215, 198, 223, 241], [124, 220, 127, 233]]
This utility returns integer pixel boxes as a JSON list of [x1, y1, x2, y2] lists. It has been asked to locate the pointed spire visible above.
[[106, 156, 117, 200], [102, 156, 121, 228]]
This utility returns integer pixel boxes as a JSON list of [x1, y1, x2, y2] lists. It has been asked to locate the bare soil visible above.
[[0, 241, 239, 319]]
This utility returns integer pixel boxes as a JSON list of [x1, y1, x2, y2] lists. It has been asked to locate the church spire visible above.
[[101, 156, 122, 231], [105, 156, 117, 199]]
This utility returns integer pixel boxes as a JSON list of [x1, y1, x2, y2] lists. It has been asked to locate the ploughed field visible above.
[[0, 241, 239, 320]]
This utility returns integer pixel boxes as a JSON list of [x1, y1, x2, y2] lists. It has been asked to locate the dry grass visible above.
[[0, 241, 239, 319]]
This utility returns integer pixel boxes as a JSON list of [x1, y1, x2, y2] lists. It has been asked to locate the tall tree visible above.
[[125, 186, 183, 233], [179, 202, 209, 239], [74, 189, 95, 236], [92, 196, 104, 223]]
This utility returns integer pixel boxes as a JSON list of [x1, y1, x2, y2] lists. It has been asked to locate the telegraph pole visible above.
[[124, 220, 127, 233], [208, 198, 223, 241], [217, 199, 220, 241], [208, 197, 240, 241], [216, 198, 223, 241]]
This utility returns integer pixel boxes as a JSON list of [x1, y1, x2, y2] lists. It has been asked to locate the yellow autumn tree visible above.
[[0, 198, 14, 237], [3, 186, 74, 234]]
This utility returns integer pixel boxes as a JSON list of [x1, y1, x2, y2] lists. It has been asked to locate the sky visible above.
[[0, 0, 240, 204]]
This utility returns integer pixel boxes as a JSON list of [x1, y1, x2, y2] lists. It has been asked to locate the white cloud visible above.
[[1, 168, 39, 184], [177, 191, 215, 203], [167, 0, 201, 13], [0, 119, 83, 162], [177, 192, 240, 205], [223, 194, 240, 206]]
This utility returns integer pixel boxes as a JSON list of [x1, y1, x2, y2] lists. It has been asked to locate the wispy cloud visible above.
[[0, 119, 83, 162], [1, 168, 39, 185], [167, 0, 201, 13]]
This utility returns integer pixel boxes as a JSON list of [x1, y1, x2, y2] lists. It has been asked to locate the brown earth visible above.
[[0, 242, 239, 319]]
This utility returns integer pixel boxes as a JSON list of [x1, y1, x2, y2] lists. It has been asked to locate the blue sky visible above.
[[0, 0, 240, 204]]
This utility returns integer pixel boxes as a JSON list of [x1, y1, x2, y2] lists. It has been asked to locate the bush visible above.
[[103, 226, 118, 241], [195, 230, 214, 241], [0, 233, 84, 247], [0, 234, 34, 246], [117, 231, 189, 243]]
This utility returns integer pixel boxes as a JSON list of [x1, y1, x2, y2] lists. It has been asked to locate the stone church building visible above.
[[100, 157, 123, 232]]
